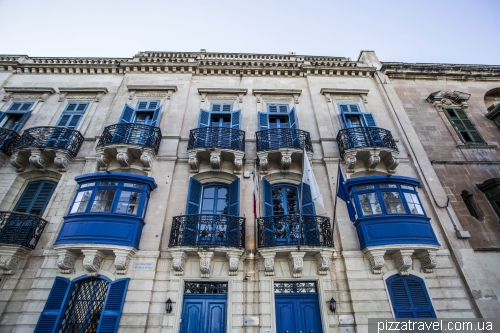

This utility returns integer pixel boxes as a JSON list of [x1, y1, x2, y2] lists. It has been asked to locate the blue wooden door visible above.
[[181, 294, 227, 333], [275, 294, 323, 333]]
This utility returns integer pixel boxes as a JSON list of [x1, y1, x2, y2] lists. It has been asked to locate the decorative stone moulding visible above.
[[198, 88, 248, 103], [188, 149, 244, 175], [320, 88, 369, 104], [261, 251, 276, 276], [314, 250, 332, 275], [96, 146, 156, 171], [171, 251, 188, 276], [11, 149, 75, 172], [363, 246, 439, 275], [2, 86, 55, 102], [58, 87, 108, 102], [257, 150, 313, 174], [54, 245, 137, 275], [0, 245, 32, 275], [127, 85, 178, 100], [289, 252, 305, 278], [170, 248, 244, 277], [426, 90, 471, 111], [252, 89, 302, 104], [343, 148, 399, 174]]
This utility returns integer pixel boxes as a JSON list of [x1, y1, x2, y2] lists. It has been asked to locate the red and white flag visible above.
[[253, 161, 259, 218]]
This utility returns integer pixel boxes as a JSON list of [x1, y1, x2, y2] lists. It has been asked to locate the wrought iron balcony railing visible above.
[[97, 123, 162, 154], [256, 128, 313, 152], [14, 127, 84, 157], [188, 127, 245, 151], [257, 214, 333, 248], [336, 126, 398, 158], [0, 128, 20, 156], [169, 214, 245, 248], [0, 211, 48, 249]]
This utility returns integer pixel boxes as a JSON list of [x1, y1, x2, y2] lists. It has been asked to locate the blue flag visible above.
[[337, 165, 357, 223]]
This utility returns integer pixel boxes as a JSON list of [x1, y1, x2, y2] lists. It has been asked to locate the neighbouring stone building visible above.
[[0, 50, 498, 333]]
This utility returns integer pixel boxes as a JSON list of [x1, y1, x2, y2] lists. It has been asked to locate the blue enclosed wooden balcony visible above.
[[255, 128, 312, 173], [10, 126, 84, 172], [96, 123, 162, 171], [336, 127, 399, 173], [0, 211, 48, 249], [257, 214, 333, 248], [169, 214, 245, 248], [0, 128, 20, 159], [346, 176, 440, 250], [54, 172, 157, 250]]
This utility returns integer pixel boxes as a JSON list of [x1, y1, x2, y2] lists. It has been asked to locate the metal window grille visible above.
[[184, 282, 228, 294], [59, 277, 109, 333], [274, 281, 317, 294]]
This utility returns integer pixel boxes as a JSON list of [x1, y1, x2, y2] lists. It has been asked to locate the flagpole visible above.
[[332, 158, 341, 229], [298, 148, 306, 251]]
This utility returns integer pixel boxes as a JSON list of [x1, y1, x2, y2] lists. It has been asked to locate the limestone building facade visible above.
[[0, 50, 498, 333]]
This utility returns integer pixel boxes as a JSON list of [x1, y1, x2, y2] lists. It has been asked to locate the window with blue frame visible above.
[[34, 276, 129, 333], [351, 183, 424, 217], [45, 102, 89, 149], [258, 104, 297, 130], [338, 104, 377, 128], [186, 178, 239, 216], [14, 180, 57, 216], [119, 100, 162, 126], [195, 103, 242, 149], [69, 181, 148, 218], [387, 274, 436, 318], [0, 101, 34, 131]]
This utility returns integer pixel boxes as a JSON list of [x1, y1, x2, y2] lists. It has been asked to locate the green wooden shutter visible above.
[[96, 278, 129, 333], [444, 108, 486, 145], [14, 180, 57, 216], [34, 277, 72, 333]]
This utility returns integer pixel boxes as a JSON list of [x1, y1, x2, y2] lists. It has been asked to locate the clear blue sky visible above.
[[1, 0, 498, 64]]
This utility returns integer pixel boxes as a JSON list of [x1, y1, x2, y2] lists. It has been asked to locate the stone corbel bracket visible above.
[[257, 152, 268, 174], [198, 251, 214, 278], [261, 251, 276, 276], [343, 149, 399, 174], [415, 249, 437, 273], [226, 250, 245, 276], [81, 249, 106, 276], [58, 87, 108, 102], [363, 248, 386, 274], [3, 86, 56, 102], [392, 250, 414, 276], [426, 90, 471, 111], [314, 250, 333, 275], [289, 252, 305, 278], [56, 249, 79, 274], [320, 88, 369, 104], [127, 85, 178, 100], [0, 245, 31, 275], [113, 248, 137, 275], [171, 251, 188, 276], [188, 149, 244, 174]]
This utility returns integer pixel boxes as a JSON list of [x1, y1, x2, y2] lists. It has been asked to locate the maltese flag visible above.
[[302, 148, 325, 209]]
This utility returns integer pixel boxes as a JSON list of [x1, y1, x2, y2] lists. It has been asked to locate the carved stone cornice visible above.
[[58, 87, 108, 102], [127, 85, 178, 92], [198, 88, 248, 95], [382, 62, 500, 81], [2, 86, 55, 102], [426, 90, 471, 111], [252, 89, 302, 96], [127, 85, 177, 100]]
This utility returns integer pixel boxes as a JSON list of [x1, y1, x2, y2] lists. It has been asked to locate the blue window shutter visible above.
[[211, 104, 222, 112], [362, 113, 377, 127], [289, 107, 298, 129], [227, 178, 240, 216], [231, 109, 241, 129], [96, 278, 129, 333], [338, 104, 350, 128], [198, 109, 211, 127], [14, 180, 57, 216], [258, 112, 269, 130], [222, 104, 232, 112], [150, 105, 162, 127], [119, 104, 135, 124], [56, 103, 88, 129], [11, 111, 31, 132], [262, 178, 273, 216], [0, 111, 6, 123], [34, 277, 72, 333], [267, 104, 278, 113], [301, 183, 316, 215], [186, 178, 203, 214], [387, 275, 436, 318]]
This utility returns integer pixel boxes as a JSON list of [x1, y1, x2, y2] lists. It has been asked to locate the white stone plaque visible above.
[[243, 316, 260, 326], [338, 314, 355, 324], [133, 262, 155, 270], [340, 327, 355, 333]]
